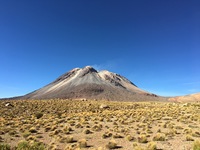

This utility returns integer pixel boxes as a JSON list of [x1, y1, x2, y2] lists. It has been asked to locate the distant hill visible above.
[[169, 93, 200, 102], [20, 66, 166, 101]]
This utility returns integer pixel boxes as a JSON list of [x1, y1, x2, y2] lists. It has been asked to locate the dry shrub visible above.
[[153, 133, 165, 141], [106, 139, 117, 149], [78, 139, 87, 148], [138, 134, 148, 143], [147, 141, 157, 150], [193, 140, 200, 150]]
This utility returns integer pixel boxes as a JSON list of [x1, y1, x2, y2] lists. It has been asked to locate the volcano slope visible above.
[[22, 66, 166, 101]]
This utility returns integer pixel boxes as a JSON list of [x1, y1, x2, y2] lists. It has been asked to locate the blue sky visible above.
[[0, 0, 200, 98]]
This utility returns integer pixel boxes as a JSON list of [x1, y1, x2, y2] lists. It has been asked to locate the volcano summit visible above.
[[22, 66, 165, 101]]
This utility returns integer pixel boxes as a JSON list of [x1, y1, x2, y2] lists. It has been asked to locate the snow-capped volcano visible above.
[[22, 66, 165, 101]]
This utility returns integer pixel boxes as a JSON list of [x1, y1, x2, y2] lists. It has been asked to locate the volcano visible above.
[[22, 66, 166, 101]]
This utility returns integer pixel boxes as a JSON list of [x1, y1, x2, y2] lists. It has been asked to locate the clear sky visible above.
[[0, 0, 200, 98]]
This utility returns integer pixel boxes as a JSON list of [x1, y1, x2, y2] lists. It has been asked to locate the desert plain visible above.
[[0, 99, 200, 150]]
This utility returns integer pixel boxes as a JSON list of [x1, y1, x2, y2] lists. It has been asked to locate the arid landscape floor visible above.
[[0, 99, 200, 150]]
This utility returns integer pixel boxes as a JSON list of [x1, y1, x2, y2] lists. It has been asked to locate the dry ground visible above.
[[0, 99, 200, 150]]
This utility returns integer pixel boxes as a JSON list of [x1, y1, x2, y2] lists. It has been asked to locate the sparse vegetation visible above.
[[193, 140, 200, 150], [0, 99, 200, 149], [78, 139, 87, 148], [106, 139, 118, 149], [126, 134, 135, 141], [186, 134, 194, 141], [0, 143, 10, 150], [153, 133, 166, 141], [147, 141, 157, 150], [65, 135, 74, 143], [16, 140, 46, 150], [138, 134, 148, 143]]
